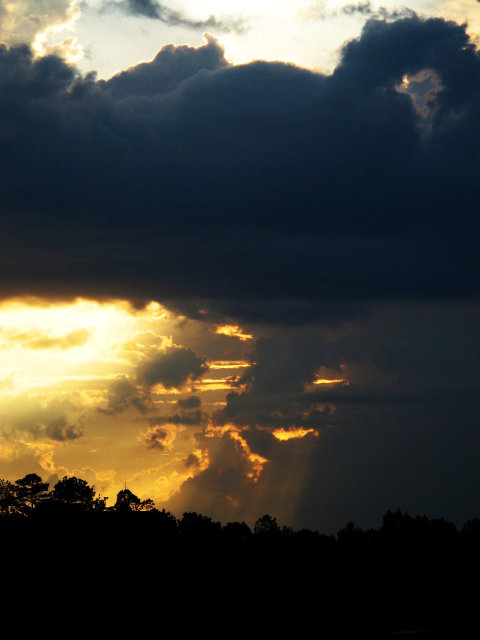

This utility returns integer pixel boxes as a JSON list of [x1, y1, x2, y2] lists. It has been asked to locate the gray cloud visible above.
[[177, 396, 201, 410], [104, 33, 228, 98], [0, 397, 84, 442], [0, 0, 75, 47], [340, 2, 415, 20], [136, 346, 208, 389], [308, 1, 416, 21], [43, 417, 83, 441], [103, 0, 246, 33], [147, 409, 204, 426], [101, 377, 147, 414]]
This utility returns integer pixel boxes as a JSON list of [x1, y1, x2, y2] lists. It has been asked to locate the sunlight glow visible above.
[[272, 427, 319, 441], [0, 298, 171, 393], [32, 1, 84, 63], [215, 325, 254, 341], [209, 361, 251, 369], [205, 423, 268, 481]]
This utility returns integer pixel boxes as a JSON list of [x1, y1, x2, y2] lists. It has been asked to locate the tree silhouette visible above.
[[0, 479, 17, 514], [254, 514, 280, 537], [114, 488, 141, 512], [222, 521, 252, 542], [14, 473, 49, 512], [179, 512, 222, 538], [51, 476, 95, 510], [113, 488, 154, 512]]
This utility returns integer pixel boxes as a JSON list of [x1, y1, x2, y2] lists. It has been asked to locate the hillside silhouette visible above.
[[1, 472, 478, 635]]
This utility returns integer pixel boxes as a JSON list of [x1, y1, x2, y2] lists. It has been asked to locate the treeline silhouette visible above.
[[2, 472, 479, 635]]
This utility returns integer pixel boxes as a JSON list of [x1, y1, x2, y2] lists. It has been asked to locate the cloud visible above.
[[1, 328, 90, 350], [340, 2, 415, 20], [302, 1, 416, 21], [0, 0, 81, 60], [136, 346, 208, 389], [0, 395, 84, 442], [177, 396, 201, 410], [166, 302, 480, 531], [0, 17, 477, 324], [139, 423, 177, 450], [43, 416, 83, 441], [103, 0, 246, 33], [104, 33, 229, 98], [146, 409, 204, 426], [101, 377, 147, 414]]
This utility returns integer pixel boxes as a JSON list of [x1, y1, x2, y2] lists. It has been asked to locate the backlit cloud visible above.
[[0, 0, 82, 60]]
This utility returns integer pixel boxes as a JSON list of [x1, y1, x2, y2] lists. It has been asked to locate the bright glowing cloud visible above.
[[205, 423, 268, 482], [0, 297, 268, 509], [272, 427, 319, 441], [208, 361, 251, 369], [0, 0, 83, 62], [215, 325, 254, 341]]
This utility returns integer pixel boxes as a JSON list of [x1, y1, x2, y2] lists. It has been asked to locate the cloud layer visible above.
[[0, 15, 478, 322]]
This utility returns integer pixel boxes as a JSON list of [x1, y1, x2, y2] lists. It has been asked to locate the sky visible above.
[[0, 0, 479, 533]]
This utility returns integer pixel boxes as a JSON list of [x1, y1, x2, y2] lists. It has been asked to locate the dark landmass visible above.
[[1, 473, 479, 635]]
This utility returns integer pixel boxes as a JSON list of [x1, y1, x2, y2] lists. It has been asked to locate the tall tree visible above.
[[254, 514, 280, 537], [0, 479, 18, 514], [114, 489, 141, 512], [14, 473, 49, 512], [114, 489, 156, 512], [51, 476, 95, 510]]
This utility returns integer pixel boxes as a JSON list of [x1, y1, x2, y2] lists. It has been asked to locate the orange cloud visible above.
[[205, 423, 268, 482], [215, 325, 253, 341], [272, 427, 319, 441]]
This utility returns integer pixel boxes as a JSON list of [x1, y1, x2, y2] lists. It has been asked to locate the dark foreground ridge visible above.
[[1, 473, 478, 635]]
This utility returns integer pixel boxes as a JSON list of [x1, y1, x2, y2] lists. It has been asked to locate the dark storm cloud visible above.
[[103, 0, 245, 33], [136, 346, 208, 389], [104, 34, 228, 98], [170, 302, 480, 531], [177, 396, 201, 410], [0, 15, 479, 322]]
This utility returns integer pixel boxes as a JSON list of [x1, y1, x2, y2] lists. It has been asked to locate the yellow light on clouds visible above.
[[205, 423, 268, 481], [215, 324, 253, 341], [32, 0, 84, 63], [272, 427, 319, 441], [0, 298, 171, 393]]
